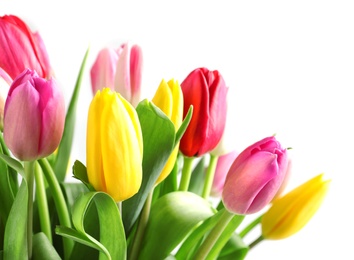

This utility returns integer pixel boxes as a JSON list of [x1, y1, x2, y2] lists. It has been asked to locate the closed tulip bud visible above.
[[3, 69, 65, 161], [90, 43, 143, 107], [211, 150, 239, 197], [222, 136, 288, 215], [0, 15, 52, 80], [261, 173, 330, 240], [0, 68, 12, 130], [86, 88, 143, 202], [152, 79, 183, 185], [179, 67, 228, 157]]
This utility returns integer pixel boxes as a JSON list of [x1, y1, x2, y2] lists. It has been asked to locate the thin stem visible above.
[[24, 161, 35, 259], [239, 214, 263, 238], [38, 158, 73, 259], [193, 209, 234, 260], [201, 154, 219, 199], [248, 235, 265, 249], [178, 156, 195, 191], [128, 191, 153, 260], [34, 161, 52, 243]]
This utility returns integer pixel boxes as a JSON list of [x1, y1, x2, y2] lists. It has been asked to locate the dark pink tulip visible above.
[[3, 69, 65, 161], [0, 15, 52, 80], [222, 136, 288, 215], [179, 67, 228, 157]]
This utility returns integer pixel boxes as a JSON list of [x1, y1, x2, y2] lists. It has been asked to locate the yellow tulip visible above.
[[261, 173, 330, 240], [86, 88, 143, 202], [152, 79, 183, 185]]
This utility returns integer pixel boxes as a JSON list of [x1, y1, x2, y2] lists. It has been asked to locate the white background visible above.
[[2, 1, 354, 259]]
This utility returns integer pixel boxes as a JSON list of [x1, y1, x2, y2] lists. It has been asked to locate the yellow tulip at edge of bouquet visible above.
[[152, 78, 183, 185], [86, 88, 143, 202], [261, 173, 331, 240]]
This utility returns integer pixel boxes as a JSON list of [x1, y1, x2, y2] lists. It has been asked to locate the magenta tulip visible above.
[[3, 69, 65, 161], [179, 67, 228, 157], [0, 15, 52, 80], [222, 136, 288, 215], [90, 43, 143, 107], [0, 68, 12, 130]]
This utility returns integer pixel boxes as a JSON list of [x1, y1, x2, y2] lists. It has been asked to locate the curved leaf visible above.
[[32, 232, 61, 260]]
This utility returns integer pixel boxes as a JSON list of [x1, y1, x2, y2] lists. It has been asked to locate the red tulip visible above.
[[179, 67, 228, 157], [0, 15, 52, 80]]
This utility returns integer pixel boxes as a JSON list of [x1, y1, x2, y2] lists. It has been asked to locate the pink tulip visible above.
[[211, 150, 239, 197], [3, 69, 65, 161], [0, 15, 52, 80], [179, 67, 228, 157], [90, 43, 143, 107], [0, 68, 12, 130], [222, 136, 288, 215]]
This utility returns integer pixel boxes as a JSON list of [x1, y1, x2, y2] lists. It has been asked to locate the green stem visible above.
[[201, 154, 219, 199], [193, 209, 234, 260], [38, 158, 73, 259], [239, 214, 263, 238], [24, 161, 35, 259], [248, 235, 264, 249], [34, 161, 52, 243], [178, 156, 195, 191], [128, 191, 153, 260]]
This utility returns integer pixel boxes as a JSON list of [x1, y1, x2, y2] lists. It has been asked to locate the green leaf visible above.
[[138, 191, 215, 260], [3, 181, 28, 259], [122, 99, 176, 236], [175, 105, 193, 144], [217, 233, 249, 260], [188, 156, 206, 196], [54, 47, 90, 182], [32, 232, 61, 260], [56, 191, 126, 260], [71, 160, 95, 192], [0, 154, 24, 176]]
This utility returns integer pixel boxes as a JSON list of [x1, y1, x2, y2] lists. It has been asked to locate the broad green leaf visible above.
[[0, 154, 24, 176], [3, 181, 28, 259], [54, 47, 89, 182], [138, 191, 215, 260], [188, 156, 206, 196], [57, 191, 126, 260], [217, 233, 249, 260], [32, 232, 61, 260], [122, 99, 176, 235]]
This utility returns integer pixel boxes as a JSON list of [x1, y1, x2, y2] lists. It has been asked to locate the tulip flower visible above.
[[86, 88, 143, 202], [90, 43, 143, 107], [210, 150, 239, 197], [261, 173, 330, 240], [179, 67, 228, 157], [152, 79, 183, 185], [3, 69, 65, 161], [222, 136, 288, 215], [0, 14, 52, 80], [0, 68, 12, 130]]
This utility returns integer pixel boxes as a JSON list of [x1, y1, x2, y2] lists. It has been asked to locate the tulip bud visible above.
[[86, 88, 143, 202], [0, 68, 12, 131], [179, 67, 228, 157], [261, 173, 330, 240], [210, 150, 239, 197], [152, 79, 183, 185], [0, 15, 52, 80], [222, 136, 288, 215], [90, 43, 143, 107], [3, 69, 65, 161]]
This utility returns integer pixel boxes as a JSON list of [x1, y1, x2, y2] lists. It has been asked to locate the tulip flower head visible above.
[[86, 88, 143, 202], [3, 69, 65, 161], [222, 136, 288, 215], [0, 68, 12, 130], [0, 14, 52, 80], [152, 79, 183, 184], [90, 43, 143, 107], [261, 173, 330, 240], [179, 67, 228, 157]]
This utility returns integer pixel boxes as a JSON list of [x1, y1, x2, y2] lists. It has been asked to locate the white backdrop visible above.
[[2, 1, 354, 259]]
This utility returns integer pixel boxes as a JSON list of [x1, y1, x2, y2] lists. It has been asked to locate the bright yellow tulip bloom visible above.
[[86, 88, 143, 202], [261, 173, 330, 240], [152, 79, 183, 185]]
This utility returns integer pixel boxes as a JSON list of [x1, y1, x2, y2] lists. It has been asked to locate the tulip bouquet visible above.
[[0, 14, 330, 260]]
